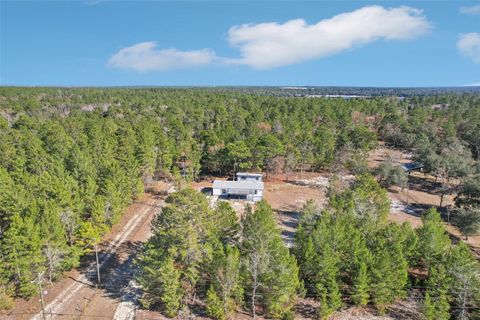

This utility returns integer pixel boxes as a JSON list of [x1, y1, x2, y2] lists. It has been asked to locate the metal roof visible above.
[[236, 172, 263, 177], [401, 162, 424, 171], [213, 180, 264, 190]]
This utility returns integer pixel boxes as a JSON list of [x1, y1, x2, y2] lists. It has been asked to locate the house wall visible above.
[[212, 187, 263, 201], [246, 194, 262, 202], [237, 174, 262, 182]]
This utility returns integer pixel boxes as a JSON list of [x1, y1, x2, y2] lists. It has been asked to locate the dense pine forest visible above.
[[0, 87, 479, 318]]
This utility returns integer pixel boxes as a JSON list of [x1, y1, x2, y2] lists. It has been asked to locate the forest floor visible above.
[[2, 182, 170, 320]]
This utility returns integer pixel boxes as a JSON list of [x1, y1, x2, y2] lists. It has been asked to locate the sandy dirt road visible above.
[[3, 193, 164, 320]]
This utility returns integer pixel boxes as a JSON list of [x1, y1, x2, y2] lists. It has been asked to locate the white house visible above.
[[212, 172, 264, 202]]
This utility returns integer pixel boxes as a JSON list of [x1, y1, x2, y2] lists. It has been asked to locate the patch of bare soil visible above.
[[264, 180, 326, 213], [294, 290, 422, 320], [368, 146, 480, 251], [263, 178, 326, 246], [368, 143, 413, 169]]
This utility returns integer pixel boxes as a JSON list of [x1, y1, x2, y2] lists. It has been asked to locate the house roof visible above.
[[213, 180, 264, 190], [236, 172, 263, 177]]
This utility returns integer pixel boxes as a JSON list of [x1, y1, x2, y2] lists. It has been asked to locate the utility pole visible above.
[[34, 272, 47, 320], [405, 174, 409, 205], [94, 244, 101, 285]]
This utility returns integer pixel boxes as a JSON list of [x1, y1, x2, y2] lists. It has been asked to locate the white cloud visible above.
[[108, 42, 216, 72], [108, 6, 431, 71], [227, 5, 432, 69], [460, 5, 480, 15], [457, 33, 480, 64], [464, 82, 480, 86]]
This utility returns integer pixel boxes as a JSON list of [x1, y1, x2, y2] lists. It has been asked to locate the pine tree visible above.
[[423, 292, 436, 320], [317, 276, 342, 320], [1, 213, 44, 297], [296, 235, 316, 286], [293, 201, 319, 274], [451, 207, 480, 240], [241, 200, 299, 319], [213, 201, 240, 245], [39, 204, 69, 283], [423, 264, 450, 320], [137, 188, 221, 316], [370, 250, 393, 315], [158, 257, 183, 317], [138, 254, 183, 316], [351, 262, 369, 306], [77, 221, 102, 284], [206, 286, 227, 320], [208, 244, 243, 319], [399, 221, 418, 265], [423, 289, 450, 320], [416, 208, 451, 273], [0, 250, 14, 310], [446, 242, 480, 320]]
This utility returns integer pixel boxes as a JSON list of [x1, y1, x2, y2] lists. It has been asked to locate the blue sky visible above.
[[1, 1, 479, 87]]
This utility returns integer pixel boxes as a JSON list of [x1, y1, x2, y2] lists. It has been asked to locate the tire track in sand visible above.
[[30, 200, 161, 320]]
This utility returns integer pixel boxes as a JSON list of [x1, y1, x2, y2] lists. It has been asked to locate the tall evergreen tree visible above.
[[138, 255, 183, 317], [423, 264, 450, 320], [241, 201, 299, 319], [416, 208, 451, 273], [207, 244, 243, 320], [446, 242, 480, 320]]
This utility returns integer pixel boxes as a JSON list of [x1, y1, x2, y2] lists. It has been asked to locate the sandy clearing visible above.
[[369, 146, 480, 250]]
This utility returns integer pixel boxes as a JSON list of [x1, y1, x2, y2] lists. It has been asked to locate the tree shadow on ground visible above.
[[401, 203, 436, 217], [75, 240, 144, 301], [406, 175, 443, 195], [82, 240, 217, 319], [386, 290, 423, 320], [200, 187, 212, 195], [276, 210, 300, 245], [295, 299, 318, 319]]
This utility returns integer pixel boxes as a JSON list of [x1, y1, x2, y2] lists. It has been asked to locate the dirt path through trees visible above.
[[3, 193, 164, 320]]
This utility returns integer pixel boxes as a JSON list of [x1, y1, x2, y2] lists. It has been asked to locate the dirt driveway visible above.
[[263, 178, 326, 246], [3, 187, 167, 320]]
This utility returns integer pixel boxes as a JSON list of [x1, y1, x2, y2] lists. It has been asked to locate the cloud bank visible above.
[[108, 6, 431, 71], [460, 5, 480, 15], [108, 42, 216, 72], [457, 33, 480, 64], [228, 5, 431, 69]]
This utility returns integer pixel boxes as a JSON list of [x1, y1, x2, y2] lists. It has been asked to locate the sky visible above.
[[1, 0, 479, 87]]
